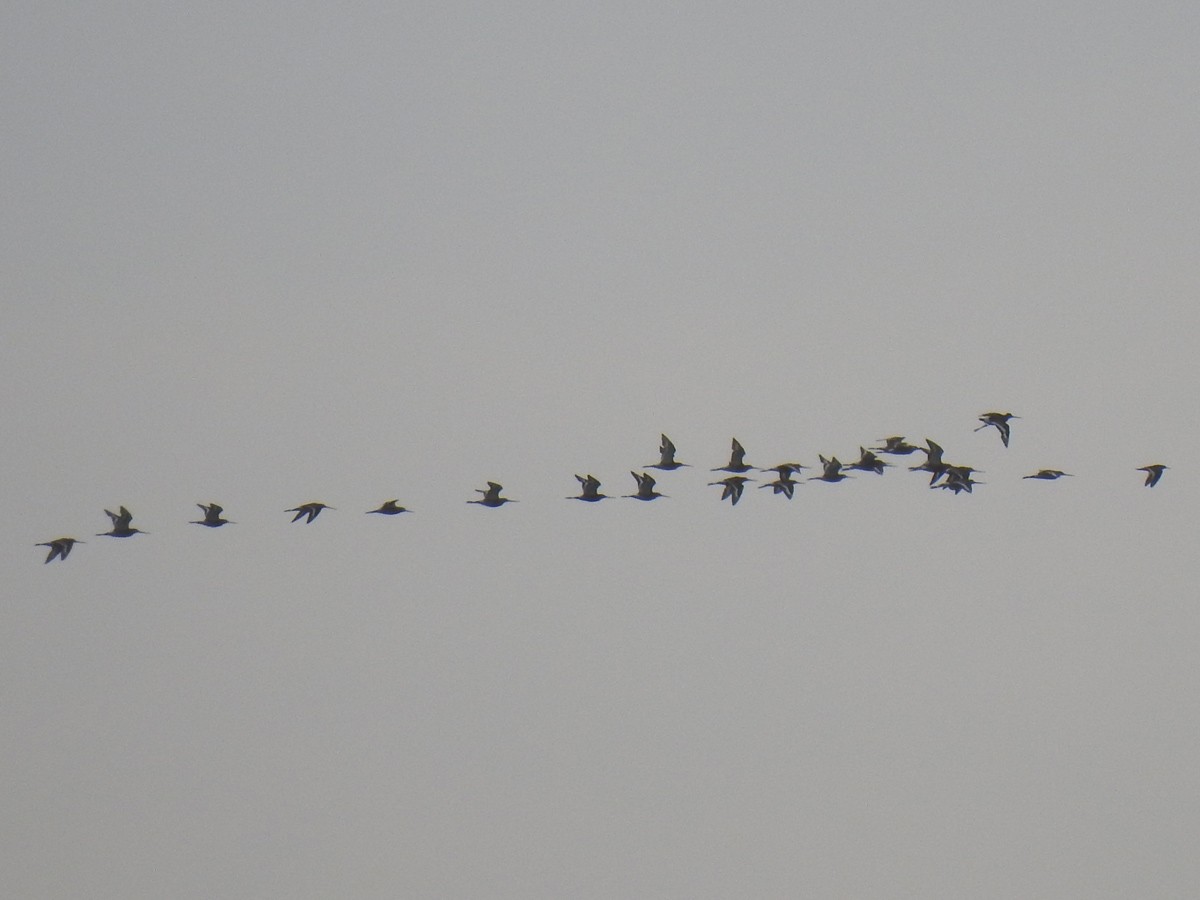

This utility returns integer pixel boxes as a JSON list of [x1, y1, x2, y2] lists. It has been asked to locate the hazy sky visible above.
[[5, 2, 1200, 897]]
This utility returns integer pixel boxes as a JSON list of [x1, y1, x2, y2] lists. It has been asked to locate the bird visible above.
[[36, 537, 83, 563], [759, 466, 799, 499], [625, 471, 666, 500], [975, 412, 1019, 447], [1138, 464, 1168, 487], [811, 455, 850, 483], [934, 474, 980, 494], [468, 482, 516, 507], [568, 474, 609, 502], [762, 462, 807, 476], [367, 500, 409, 515], [909, 439, 947, 482], [845, 447, 889, 474], [712, 438, 754, 473], [98, 506, 148, 537], [1023, 469, 1073, 480], [647, 434, 689, 470], [287, 502, 334, 523], [937, 465, 983, 492], [191, 503, 233, 527], [709, 475, 752, 505], [872, 436, 921, 455]]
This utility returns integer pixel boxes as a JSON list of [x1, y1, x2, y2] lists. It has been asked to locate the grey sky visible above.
[[5, 2, 1199, 897]]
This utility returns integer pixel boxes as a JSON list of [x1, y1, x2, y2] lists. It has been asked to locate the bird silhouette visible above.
[[712, 438, 754, 473], [367, 500, 409, 515], [98, 506, 148, 537], [1138, 464, 1168, 487], [845, 447, 889, 474], [872, 436, 921, 455], [935, 474, 980, 494], [811, 455, 851, 483], [937, 465, 983, 492], [37, 537, 83, 563], [568, 474, 609, 502], [910, 439, 948, 482], [759, 466, 799, 499], [625, 471, 666, 500], [975, 412, 1018, 447], [709, 475, 752, 505], [191, 503, 233, 527], [287, 502, 334, 523], [647, 434, 689, 470], [1023, 469, 1072, 480], [468, 482, 516, 507]]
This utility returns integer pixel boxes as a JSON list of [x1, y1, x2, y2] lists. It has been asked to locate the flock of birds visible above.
[[34, 412, 1170, 563]]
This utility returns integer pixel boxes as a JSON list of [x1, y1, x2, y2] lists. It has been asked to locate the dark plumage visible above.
[[709, 475, 752, 505], [367, 500, 409, 515], [1138, 464, 1168, 487], [568, 474, 609, 502], [468, 482, 516, 507], [625, 471, 666, 500], [191, 503, 233, 527], [98, 506, 148, 537], [647, 434, 689, 470], [37, 537, 83, 563], [287, 502, 334, 523]]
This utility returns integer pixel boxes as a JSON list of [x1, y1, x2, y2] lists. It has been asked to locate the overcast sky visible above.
[[5, 2, 1199, 897]]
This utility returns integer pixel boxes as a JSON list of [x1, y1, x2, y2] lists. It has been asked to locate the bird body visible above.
[[367, 500, 409, 515], [469, 482, 516, 507], [191, 503, 233, 527], [846, 447, 889, 474], [648, 434, 689, 470], [1024, 469, 1072, 480], [709, 475, 752, 505], [976, 412, 1018, 447], [37, 537, 83, 563], [811, 455, 850, 483], [712, 438, 753, 473], [873, 436, 920, 455], [910, 440, 947, 481], [287, 502, 334, 523], [569, 474, 609, 502], [625, 471, 666, 500], [98, 506, 147, 537], [759, 466, 799, 498], [1138, 464, 1168, 487], [937, 465, 982, 492]]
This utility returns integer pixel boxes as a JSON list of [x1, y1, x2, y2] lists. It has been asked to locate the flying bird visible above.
[[712, 438, 754, 473], [845, 447, 889, 475], [625, 471, 666, 500], [759, 467, 799, 499], [937, 465, 983, 492], [762, 462, 807, 477], [1023, 469, 1072, 480], [191, 503, 233, 527], [709, 475, 752, 505], [468, 482, 516, 507], [36, 537, 83, 563], [367, 500, 409, 515], [1138, 464, 1168, 487], [910, 439, 948, 482], [98, 506, 148, 537], [568, 474, 609, 502], [872, 436, 921, 455], [647, 434, 689, 470], [975, 412, 1019, 447], [287, 502, 334, 523], [811, 455, 850, 483], [934, 474, 980, 494]]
